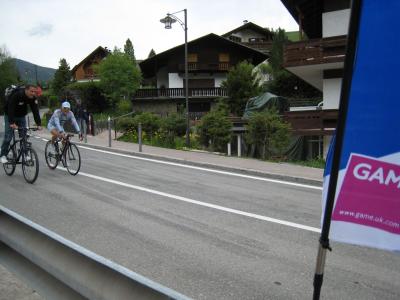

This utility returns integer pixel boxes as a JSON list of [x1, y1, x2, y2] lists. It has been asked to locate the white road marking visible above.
[[76, 145, 323, 190], [58, 167, 321, 233], [34, 137, 321, 190]]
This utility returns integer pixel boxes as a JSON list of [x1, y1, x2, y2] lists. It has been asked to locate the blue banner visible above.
[[323, 0, 400, 251]]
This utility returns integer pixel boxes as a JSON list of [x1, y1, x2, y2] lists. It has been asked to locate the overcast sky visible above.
[[0, 0, 298, 69]]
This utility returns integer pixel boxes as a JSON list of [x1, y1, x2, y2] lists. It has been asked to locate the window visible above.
[[229, 35, 241, 42], [188, 53, 198, 63], [248, 37, 267, 43], [219, 53, 230, 62]]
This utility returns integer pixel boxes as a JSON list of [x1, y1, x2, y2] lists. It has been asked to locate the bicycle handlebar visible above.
[[55, 133, 74, 142]]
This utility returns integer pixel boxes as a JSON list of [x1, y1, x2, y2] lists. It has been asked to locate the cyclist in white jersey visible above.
[[47, 101, 82, 144]]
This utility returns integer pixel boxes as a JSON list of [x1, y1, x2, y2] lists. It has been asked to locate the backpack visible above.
[[4, 85, 23, 101]]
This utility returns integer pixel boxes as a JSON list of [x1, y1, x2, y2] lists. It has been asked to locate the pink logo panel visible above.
[[332, 154, 400, 234]]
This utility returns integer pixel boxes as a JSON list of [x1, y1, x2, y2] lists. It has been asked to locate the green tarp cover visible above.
[[243, 92, 289, 118]]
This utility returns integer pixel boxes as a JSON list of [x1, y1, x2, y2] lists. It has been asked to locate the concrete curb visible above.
[[75, 142, 323, 187]]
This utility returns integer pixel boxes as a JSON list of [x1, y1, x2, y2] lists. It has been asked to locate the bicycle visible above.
[[3, 127, 40, 184], [44, 133, 81, 175]]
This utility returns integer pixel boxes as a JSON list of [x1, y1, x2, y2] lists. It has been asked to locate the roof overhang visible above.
[[281, 0, 322, 38], [286, 62, 343, 91], [221, 22, 274, 39], [71, 46, 110, 73], [139, 33, 268, 78]]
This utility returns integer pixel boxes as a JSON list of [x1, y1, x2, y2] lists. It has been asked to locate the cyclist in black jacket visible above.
[[1, 85, 42, 163]]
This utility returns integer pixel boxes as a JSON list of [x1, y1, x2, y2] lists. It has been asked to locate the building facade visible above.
[[281, 0, 350, 157], [136, 33, 268, 118]]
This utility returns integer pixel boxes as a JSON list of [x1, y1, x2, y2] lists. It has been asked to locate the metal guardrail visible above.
[[0, 205, 191, 300], [92, 112, 136, 136]]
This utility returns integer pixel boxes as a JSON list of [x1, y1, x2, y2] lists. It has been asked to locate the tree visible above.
[[269, 28, 288, 76], [97, 48, 142, 108], [262, 28, 322, 99], [52, 58, 71, 97], [0, 46, 19, 115], [221, 61, 261, 116], [148, 49, 156, 58], [124, 38, 136, 64], [66, 81, 108, 113], [245, 110, 291, 160], [266, 70, 322, 99]]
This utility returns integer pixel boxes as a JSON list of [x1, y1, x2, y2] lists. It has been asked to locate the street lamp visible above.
[[160, 9, 190, 148]]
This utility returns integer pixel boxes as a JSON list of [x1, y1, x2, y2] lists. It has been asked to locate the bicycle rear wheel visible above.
[[64, 143, 81, 175], [22, 148, 39, 184], [3, 148, 16, 176], [45, 141, 59, 169]]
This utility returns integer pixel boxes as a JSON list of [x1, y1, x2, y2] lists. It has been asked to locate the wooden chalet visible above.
[[221, 21, 275, 54], [71, 46, 110, 82], [136, 33, 268, 118]]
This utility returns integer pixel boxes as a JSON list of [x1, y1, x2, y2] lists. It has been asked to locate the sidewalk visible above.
[[36, 129, 324, 186]]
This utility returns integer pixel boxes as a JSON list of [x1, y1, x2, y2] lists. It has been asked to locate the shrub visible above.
[[245, 109, 291, 160], [48, 95, 60, 110], [133, 112, 161, 139], [160, 113, 186, 136], [116, 99, 132, 115], [116, 117, 136, 133], [158, 113, 186, 146], [197, 110, 232, 152]]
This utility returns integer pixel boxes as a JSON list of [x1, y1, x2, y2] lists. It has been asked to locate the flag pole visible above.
[[312, 0, 362, 299]]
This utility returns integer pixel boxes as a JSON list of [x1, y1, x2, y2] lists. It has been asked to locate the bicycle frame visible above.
[[3, 127, 39, 184], [8, 128, 32, 164], [55, 134, 72, 162]]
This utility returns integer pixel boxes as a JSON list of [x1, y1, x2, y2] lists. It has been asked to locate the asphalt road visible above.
[[0, 134, 399, 300]]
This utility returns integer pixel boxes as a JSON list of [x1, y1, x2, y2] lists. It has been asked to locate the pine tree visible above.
[[269, 28, 288, 76], [52, 58, 71, 97], [263, 28, 322, 99], [221, 61, 261, 116], [124, 38, 136, 64], [148, 49, 156, 58]]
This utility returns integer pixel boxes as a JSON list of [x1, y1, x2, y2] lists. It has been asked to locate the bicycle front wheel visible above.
[[22, 148, 39, 184], [45, 141, 59, 169], [64, 143, 81, 175], [3, 148, 17, 176]]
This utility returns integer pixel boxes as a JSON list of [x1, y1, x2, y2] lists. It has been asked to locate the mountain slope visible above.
[[14, 58, 56, 83]]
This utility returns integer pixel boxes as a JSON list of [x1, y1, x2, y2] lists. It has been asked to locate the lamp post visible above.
[[160, 9, 190, 148]]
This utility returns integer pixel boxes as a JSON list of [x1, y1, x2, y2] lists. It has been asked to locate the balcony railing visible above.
[[178, 63, 232, 72], [283, 35, 347, 67], [134, 87, 227, 99], [283, 109, 338, 135], [84, 74, 98, 79], [241, 41, 273, 53], [74, 73, 100, 82]]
